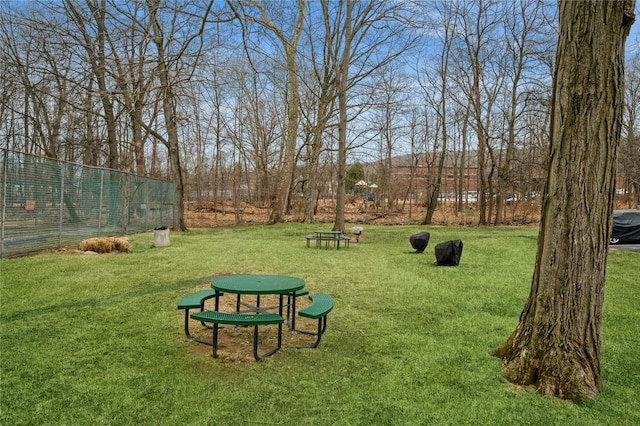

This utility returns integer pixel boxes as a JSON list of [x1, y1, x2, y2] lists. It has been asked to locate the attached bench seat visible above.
[[296, 293, 334, 348], [305, 236, 316, 247], [190, 310, 284, 361], [336, 236, 351, 249], [177, 289, 219, 345], [307, 235, 351, 249]]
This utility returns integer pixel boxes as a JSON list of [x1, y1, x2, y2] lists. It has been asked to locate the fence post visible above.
[[98, 169, 104, 236], [1, 149, 7, 258], [58, 162, 65, 248], [122, 173, 129, 234], [144, 180, 149, 230]]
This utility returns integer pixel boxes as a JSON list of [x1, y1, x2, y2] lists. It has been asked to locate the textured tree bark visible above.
[[494, 0, 635, 402]]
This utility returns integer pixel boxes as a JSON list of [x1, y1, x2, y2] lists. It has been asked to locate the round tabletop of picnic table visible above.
[[211, 274, 305, 295]]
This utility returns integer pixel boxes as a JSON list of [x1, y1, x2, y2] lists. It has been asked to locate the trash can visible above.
[[351, 227, 363, 243], [153, 226, 170, 247]]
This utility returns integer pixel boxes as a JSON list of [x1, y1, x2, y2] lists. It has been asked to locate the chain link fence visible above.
[[1, 149, 174, 258]]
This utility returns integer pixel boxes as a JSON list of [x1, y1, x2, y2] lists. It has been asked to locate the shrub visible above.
[[79, 237, 129, 253]]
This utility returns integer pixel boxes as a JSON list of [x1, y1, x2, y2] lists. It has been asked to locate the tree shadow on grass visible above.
[[1, 275, 221, 323]]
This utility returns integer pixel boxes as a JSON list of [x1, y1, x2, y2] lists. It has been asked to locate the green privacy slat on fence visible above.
[[0, 149, 174, 258]]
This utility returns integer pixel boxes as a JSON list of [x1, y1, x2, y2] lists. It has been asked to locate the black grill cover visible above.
[[435, 240, 463, 266], [611, 210, 640, 244], [409, 232, 430, 253]]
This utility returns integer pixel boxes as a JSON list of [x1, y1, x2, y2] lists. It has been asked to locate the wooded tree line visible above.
[[1, 0, 638, 230]]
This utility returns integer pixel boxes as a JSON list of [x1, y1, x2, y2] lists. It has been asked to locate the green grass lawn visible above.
[[1, 224, 638, 425]]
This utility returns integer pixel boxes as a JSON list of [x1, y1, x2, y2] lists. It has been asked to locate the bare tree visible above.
[[237, 68, 285, 206], [493, 0, 548, 225], [228, 0, 306, 224], [332, 0, 417, 230], [371, 65, 410, 212], [620, 49, 640, 205], [451, 0, 504, 225], [299, 0, 341, 223], [0, 4, 77, 159], [456, 103, 471, 213], [146, 0, 216, 231], [65, 0, 120, 169], [419, 0, 456, 225], [106, 1, 158, 176], [332, 0, 353, 232], [494, 0, 635, 401]]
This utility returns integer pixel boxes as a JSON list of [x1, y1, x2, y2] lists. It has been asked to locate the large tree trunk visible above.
[[266, 0, 306, 224], [303, 114, 326, 223], [269, 45, 301, 223], [422, 1, 454, 225], [333, 0, 353, 233], [149, 0, 187, 231], [494, 0, 635, 402], [303, 1, 337, 224]]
